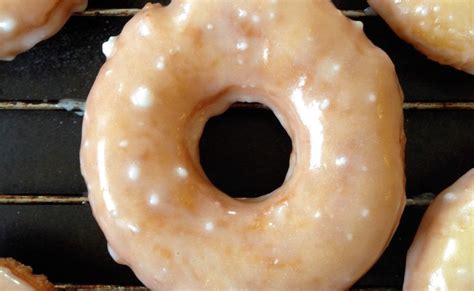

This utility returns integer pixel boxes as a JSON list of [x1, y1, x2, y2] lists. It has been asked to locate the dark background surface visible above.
[[0, 0, 473, 289]]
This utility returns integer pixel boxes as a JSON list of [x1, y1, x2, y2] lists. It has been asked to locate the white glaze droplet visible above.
[[154, 268, 168, 282], [128, 163, 140, 181], [227, 210, 237, 215], [273, 258, 279, 265], [238, 8, 248, 18], [131, 86, 154, 108], [156, 56, 166, 71], [415, 5, 428, 16], [314, 211, 322, 219], [204, 221, 214, 232], [236, 41, 249, 51], [176, 167, 188, 178], [128, 223, 140, 234], [176, 3, 191, 23], [251, 15, 261, 23], [354, 21, 364, 29], [262, 47, 269, 64], [320, 99, 330, 110], [346, 233, 353, 241], [206, 23, 214, 30], [102, 36, 117, 58], [169, 46, 181, 54], [272, 202, 289, 224], [368, 93, 377, 103], [149, 193, 160, 206], [0, 17, 16, 33], [360, 208, 370, 218], [335, 156, 348, 167], [298, 75, 306, 87], [139, 21, 151, 37], [119, 140, 129, 148], [444, 192, 457, 201]]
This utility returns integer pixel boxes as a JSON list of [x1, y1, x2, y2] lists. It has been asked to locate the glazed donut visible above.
[[81, 0, 406, 289], [0, 0, 87, 61], [368, 0, 474, 74], [0, 258, 54, 290], [404, 169, 474, 290]]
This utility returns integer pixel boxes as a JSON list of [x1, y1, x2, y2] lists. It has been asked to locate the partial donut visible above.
[[404, 169, 474, 290], [368, 0, 474, 74], [0, 0, 87, 61], [0, 258, 54, 290], [81, 0, 406, 289]]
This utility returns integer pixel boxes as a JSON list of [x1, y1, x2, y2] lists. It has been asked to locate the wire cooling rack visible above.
[[0, 0, 473, 289]]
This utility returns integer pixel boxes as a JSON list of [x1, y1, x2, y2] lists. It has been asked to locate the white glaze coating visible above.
[[81, 0, 405, 289], [0, 0, 87, 60], [368, 0, 474, 74], [102, 36, 117, 59], [130, 86, 154, 108], [404, 169, 474, 290], [0, 267, 34, 291]]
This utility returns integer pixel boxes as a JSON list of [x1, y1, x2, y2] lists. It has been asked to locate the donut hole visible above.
[[199, 102, 292, 198], [157, 0, 171, 5]]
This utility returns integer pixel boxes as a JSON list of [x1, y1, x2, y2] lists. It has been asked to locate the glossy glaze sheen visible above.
[[404, 169, 474, 290], [0, 0, 87, 60], [368, 0, 474, 74], [81, 0, 406, 289], [0, 258, 54, 291], [0, 267, 34, 291]]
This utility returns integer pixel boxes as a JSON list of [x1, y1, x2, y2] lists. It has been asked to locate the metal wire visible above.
[[74, 9, 373, 18], [54, 284, 147, 290], [53, 285, 395, 290], [0, 194, 431, 206], [1, 101, 473, 111], [0, 195, 88, 204]]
